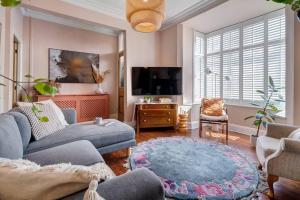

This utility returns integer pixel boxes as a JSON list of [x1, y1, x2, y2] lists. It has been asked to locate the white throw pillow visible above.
[[17, 99, 69, 126], [0, 158, 114, 200], [288, 128, 300, 139], [18, 104, 65, 140]]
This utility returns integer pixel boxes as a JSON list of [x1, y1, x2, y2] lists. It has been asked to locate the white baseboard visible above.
[[188, 121, 265, 136], [188, 121, 199, 129]]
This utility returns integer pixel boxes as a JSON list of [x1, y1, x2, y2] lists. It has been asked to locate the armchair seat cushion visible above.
[[24, 140, 104, 166], [256, 136, 280, 164], [200, 114, 228, 121]]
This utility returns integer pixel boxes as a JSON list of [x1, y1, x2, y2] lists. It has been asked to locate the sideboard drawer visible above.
[[141, 104, 172, 110], [139, 110, 174, 117], [140, 116, 174, 128]]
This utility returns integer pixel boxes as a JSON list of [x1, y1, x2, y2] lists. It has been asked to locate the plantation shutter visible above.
[[222, 28, 240, 100], [193, 32, 205, 103], [206, 54, 220, 98], [223, 51, 240, 100], [242, 21, 265, 101], [267, 13, 286, 101], [206, 33, 221, 98]]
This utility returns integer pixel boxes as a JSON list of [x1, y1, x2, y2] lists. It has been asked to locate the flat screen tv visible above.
[[132, 67, 182, 96], [49, 48, 99, 83]]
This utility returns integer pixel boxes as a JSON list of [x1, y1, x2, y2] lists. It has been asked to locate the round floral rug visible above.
[[129, 137, 259, 200]]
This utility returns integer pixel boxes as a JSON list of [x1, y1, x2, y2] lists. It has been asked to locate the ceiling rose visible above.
[[126, 0, 166, 33]]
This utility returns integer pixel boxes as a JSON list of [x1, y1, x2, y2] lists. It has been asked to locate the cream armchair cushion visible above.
[[256, 136, 280, 165]]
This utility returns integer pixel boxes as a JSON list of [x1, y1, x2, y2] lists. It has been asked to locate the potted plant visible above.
[[244, 76, 285, 146], [267, 0, 300, 21], [0, 74, 58, 122], [144, 96, 153, 103], [92, 66, 110, 94]]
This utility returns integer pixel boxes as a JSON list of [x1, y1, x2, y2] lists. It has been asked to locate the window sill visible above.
[[191, 101, 287, 119]]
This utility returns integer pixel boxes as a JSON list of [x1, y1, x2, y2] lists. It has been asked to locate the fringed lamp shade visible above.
[[126, 0, 166, 33]]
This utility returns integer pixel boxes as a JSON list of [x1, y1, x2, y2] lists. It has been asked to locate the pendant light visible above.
[[126, 0, 166, 33]]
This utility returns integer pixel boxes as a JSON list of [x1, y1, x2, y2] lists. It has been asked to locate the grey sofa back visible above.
[[0, 114, 24, 159], [7, 111, 32, 150]]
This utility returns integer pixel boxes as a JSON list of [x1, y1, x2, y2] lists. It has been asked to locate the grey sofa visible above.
[[0, 111, 165, 200]]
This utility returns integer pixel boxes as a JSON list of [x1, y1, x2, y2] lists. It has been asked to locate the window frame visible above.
[[192, 9, 289, 118]]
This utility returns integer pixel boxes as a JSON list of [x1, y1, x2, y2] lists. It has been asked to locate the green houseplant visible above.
[[244, 76, 285, 145], [0, 74, 58, 122], [267, 0, 300, 20], [0, 0, 21, 7]]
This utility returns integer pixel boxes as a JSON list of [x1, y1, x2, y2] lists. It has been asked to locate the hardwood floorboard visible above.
[[103, 128, 300, 200]]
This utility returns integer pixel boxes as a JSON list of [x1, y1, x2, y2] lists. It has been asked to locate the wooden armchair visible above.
[[199, 98, 229, 140]]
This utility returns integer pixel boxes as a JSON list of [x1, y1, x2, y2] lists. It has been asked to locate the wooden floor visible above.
[[103, 128, 300, 200]]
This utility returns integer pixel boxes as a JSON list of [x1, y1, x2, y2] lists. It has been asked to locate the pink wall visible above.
[[21, 0, 161, 122], [0, 7, 24, 112], [24, 18, 118, 116]]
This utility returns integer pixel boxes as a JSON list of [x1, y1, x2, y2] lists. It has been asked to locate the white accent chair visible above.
[[256, 123, 300, 198]]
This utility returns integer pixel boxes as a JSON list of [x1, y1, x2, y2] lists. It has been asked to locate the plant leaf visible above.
[[250, 103, 260, 107], [39, 116, 49, 122], [244, 116, 255, 120], [256, 90, 265, 94], [253, 119, 261, 127], [269, 76, 275, 88], [25, 74, 34, 79], [1, 0, 21, 7]]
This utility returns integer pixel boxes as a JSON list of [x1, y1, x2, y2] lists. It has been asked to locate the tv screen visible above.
[[49, 48, 99, 83], [132, 67, 182, 96]]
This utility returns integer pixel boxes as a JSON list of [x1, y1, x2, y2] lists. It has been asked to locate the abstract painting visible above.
[[49, 48, 99, 83]]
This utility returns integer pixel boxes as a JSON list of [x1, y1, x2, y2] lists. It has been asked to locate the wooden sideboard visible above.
[[36, 94, 109, 122], [136, 103, 178, 134]]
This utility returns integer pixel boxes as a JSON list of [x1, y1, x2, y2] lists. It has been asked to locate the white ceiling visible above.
[[61, 0, 229, 29], [62, 0, 205, 20], [183, 0, 285, 33]]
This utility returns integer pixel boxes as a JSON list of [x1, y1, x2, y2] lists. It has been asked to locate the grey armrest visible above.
[[266, 123, 298, 139], [62, 109, 77, 124], [62, 168, 165, 200]]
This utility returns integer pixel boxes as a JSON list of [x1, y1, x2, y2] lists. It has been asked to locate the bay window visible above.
[[193, 9, 286, 115]]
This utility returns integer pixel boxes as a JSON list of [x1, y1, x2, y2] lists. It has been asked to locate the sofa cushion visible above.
[[7, 111, 32, 150], [0, 115, 23, 159], [24, 140, 104, 166], [18, 99, 69, 126], [26, 119, 135, 154], [18, 104, 65, 140], [62, 168, 165, 200]]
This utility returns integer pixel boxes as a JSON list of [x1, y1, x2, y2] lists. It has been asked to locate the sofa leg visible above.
[[267, 174, 279, 199], [199, 120, 202, 137]]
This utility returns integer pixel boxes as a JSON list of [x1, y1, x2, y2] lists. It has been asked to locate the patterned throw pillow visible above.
[[202, 98, 225, 116], [18, 104, 65, 140]]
